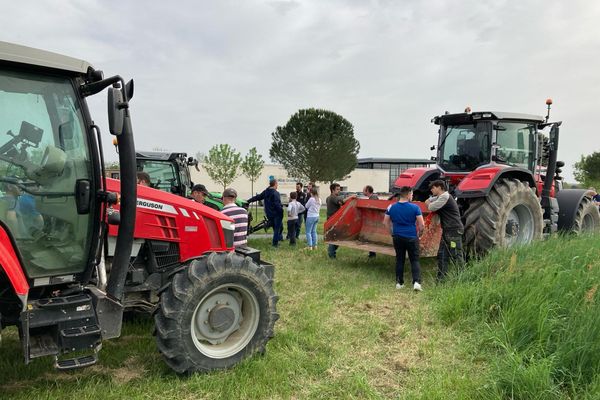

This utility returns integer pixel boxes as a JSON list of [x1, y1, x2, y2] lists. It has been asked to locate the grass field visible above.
[[1, 233, 599, 399]]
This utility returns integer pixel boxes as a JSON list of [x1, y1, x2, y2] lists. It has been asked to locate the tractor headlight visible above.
[[220, 219, 234, 248]]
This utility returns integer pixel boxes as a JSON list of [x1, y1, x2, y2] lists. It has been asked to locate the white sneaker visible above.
[[395, 283, 404, 289], [413, 282, 422, 291]]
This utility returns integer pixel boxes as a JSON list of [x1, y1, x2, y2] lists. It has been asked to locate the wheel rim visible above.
[[191, 283, 260, 359], [581, 213, 595, 232], [504, 204, 535, 246]]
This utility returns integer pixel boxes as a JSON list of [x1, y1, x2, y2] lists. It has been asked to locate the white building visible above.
[[190, 163, 389, 203]]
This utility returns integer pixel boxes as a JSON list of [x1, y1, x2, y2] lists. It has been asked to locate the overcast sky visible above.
[[3, 0, 599, 181]]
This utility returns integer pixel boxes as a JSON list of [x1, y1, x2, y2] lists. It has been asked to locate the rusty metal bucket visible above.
[[324, 198, 441, 257]]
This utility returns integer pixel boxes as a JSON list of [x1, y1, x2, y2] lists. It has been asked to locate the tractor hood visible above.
[[105, 178, 234, 258]]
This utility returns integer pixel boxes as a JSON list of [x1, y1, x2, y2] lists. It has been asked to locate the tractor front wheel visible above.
[[154, 252, 278, 374], [463, 178, 543, 256]]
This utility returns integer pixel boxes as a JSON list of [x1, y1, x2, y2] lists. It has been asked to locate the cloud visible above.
[[2, 0, 599, 180]]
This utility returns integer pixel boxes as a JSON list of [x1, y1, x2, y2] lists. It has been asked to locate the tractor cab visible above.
[[136, 151, 197, 197], [434, 111, 544, 176], [0, 41, 137, 369]]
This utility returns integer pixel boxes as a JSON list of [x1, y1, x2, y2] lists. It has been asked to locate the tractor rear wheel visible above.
[[154, 252, 278, 374], [463, 178, 543, 256], [571, 196, 600, 234]]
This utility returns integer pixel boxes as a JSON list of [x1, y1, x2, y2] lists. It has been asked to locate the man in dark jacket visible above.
[[248, 179, 284, 247], [425, 180, 464, 281]]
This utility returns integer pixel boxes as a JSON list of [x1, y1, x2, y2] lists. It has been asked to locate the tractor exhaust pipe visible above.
[[105, 82, 136, 302], [540, 123, 560, 218]]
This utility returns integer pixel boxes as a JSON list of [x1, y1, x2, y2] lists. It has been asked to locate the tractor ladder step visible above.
[[55, 353, 98, 370], [60, 324, 101, 338]]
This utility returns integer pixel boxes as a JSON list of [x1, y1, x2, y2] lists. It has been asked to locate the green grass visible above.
[[432, 234, 600, 399], [0, 239, 487, 400], [3, 233, 599, 399]]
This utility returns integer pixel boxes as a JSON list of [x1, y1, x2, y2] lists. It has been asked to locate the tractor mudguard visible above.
[[454, 166, 536, 199], [394, 167, 439, 192], [555, 189, 594, 231], [0, 224, 29, 298]]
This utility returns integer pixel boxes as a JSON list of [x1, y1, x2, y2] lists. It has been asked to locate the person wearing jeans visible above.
[[304, 187, 321, 250], [383, 186, 425, 291]]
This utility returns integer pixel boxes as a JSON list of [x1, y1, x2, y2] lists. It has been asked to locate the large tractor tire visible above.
[[463, 178, 543, 255], [154, 252, 279, 374], [571, 196, 600, 234]]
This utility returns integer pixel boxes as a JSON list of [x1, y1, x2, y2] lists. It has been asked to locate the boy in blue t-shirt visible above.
[[383, 186, 425, 291]]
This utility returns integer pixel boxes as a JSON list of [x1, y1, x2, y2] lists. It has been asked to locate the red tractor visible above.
[[0, 41, 277, 373], [325, 102, 600, 256]]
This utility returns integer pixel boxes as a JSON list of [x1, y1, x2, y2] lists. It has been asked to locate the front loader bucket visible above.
[[324, 198, 441, 257]]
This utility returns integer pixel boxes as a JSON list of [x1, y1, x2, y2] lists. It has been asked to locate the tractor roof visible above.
[[433, 111, 545, 126], [0, 41, 93, 73], [136, 151, 188, 161]]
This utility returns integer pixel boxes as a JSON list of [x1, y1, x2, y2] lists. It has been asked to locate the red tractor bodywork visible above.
[[0, 226, 28, 296], [106, 178, 234, 261]]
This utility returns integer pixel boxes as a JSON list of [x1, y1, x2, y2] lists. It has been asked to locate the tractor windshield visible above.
[[439, 122, 492, 172], [137, 157, 192, 197], [495, 121, 537, 171], [137, 159, 179, 193], [0, 69, 94, 278]]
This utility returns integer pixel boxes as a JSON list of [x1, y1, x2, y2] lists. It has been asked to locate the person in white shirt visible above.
[[287, 192, 305, 246], [304, 187, 321, 250]]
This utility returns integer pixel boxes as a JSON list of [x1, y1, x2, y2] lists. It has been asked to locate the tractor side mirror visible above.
[[108, 87, 124, 135]]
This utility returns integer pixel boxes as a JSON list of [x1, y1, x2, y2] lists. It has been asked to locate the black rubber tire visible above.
[[154, 252, 279, 374], [571, 196, 600, 234], [463, 178, 543, 255]]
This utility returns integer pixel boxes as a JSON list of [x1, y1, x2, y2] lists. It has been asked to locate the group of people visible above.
[[247, 179, 322, 249], [136, 171, 466, 290], [384, 180, 464, 292]]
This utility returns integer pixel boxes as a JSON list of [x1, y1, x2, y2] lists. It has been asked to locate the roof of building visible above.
[[357, 157, 435, 164], [0, 41, 92, 73]]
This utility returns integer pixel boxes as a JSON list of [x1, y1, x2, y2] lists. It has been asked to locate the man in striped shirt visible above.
[[221, 188, 248, 248]]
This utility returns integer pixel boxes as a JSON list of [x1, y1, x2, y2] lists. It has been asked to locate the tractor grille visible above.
[[149, 241, 180, 270]]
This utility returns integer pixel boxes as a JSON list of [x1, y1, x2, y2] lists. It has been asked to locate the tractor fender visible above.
[[454, 166, 536, 199], [393, 167, 440, 193], [555, 189, 589, 231], [0, 223, 29, 301]]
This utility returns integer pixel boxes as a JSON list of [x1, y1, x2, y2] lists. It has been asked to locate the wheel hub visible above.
[[194, 292, 242, 345], [208, 305, 236, 332], [505, 204, 534, 246], [505, 219, 519, 237], [190, 282, 261, 359]]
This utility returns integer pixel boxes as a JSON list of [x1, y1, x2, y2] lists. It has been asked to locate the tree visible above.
[[574, 151, 600, 189], [241, 147, 264, 198], [269, 108, 360, 183], [203, 144, 242, 191]]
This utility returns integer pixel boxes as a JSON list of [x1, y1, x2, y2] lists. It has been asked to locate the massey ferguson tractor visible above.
[[325, 101, 600, 257], [0, 41, 278, 374]]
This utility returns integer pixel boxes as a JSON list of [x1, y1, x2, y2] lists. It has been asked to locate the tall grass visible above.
[[433, 234, 600, 399]]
